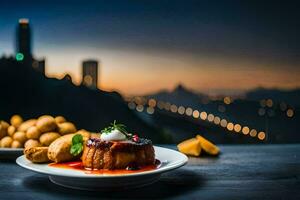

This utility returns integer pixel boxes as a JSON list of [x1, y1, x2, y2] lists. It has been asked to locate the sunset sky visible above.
[[0, 0, 300, 96]]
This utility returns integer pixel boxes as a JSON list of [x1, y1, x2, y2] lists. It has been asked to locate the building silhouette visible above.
[[16, 18, 32, 63], [82, 60, 99, 89], [16, 18, 45, 75]]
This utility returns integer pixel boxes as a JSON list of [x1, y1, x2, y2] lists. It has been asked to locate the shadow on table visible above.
[[22, 168, 204, 199]]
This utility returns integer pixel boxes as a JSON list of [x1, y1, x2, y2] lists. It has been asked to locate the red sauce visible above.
[[49, 159, 161, 175]]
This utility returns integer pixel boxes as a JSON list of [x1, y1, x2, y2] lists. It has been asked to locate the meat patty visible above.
[[82, 137, 155, 170]]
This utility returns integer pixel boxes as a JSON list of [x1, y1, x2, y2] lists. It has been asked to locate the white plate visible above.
[[16, 146, 188, 190], [0, 148, 23, 159]]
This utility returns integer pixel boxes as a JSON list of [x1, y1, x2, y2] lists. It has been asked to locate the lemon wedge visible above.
[[196, 135, 220, 155], [177, 138, 201, 156]]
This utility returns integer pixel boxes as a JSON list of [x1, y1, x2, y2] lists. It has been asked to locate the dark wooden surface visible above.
[[0, 144, 299, 200]]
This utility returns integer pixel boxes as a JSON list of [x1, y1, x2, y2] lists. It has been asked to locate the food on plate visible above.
[[24, 147, 50, 163], [196, 135, 220, 155], [177, 138, 201, 156], [18, 119, 37, 132], [13, 131, 27, 144], [81, 121, 155, 170], [26, 126, 42, 139], [39, 132, 61, 146], [10, 115, 23, 128], [7, 126, 16, 137], [177, 135, 220, 157], [57, 122, 77, 135], [0, 121, 9, 139], [48, 132, 89, 163], [55, 116, 66, 124], [11, 140, 22, 148], [0, 136, 13, 148], [36, 115, 57, 133], [0, 114, 79, 149], [24, 139, 41, 149]]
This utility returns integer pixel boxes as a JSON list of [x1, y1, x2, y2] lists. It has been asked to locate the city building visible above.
[[16, 18, 32, 63], [16, 18, 45, 75], [82, 60, 99, 89]]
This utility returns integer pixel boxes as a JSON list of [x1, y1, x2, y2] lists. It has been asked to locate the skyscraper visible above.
[[82, 60, 99, 89], [15, 19, 45, 75], [16, 18, 32, 63]]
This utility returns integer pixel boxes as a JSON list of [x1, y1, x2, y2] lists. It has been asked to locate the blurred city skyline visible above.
[[1, 0, 300, 96]]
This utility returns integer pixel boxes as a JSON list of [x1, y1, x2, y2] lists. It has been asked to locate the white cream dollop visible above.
[[100, 129, 127, 141]]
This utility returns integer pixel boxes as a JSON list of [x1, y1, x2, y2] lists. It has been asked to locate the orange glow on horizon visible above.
[[42, 47, 300, 96]]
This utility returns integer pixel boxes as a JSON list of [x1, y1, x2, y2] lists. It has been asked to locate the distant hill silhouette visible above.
[[246, 87, 300, 106], [0, 58, 163, 143], [146, 84, 209, 108], [142, 84, 300, 144]]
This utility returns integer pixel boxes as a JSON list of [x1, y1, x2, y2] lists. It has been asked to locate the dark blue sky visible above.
[[1, 0, 299, 94]]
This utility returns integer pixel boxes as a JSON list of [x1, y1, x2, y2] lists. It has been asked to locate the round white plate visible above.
[[0, 148, 23, 159], [16, 146, 188, 190]]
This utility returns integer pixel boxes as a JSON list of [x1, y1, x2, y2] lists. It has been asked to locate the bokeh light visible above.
[[177, 106, 185, 115], [16, 52, 24, 61], [128, 102, 136, 110], [258, 108, 266, 116], [266, 99, 273, 107], [170, 104, 178, 113], [192, 110, 200, 118], [136, 104, 144, 112], [286, 109, 294, 118], [200, 111, 207, 120], [223, 96, 231, 105], [213, 116, 220, 125], [148, 98, 156, 107], [250, 129, 257, 137], [280, 102, 287, 111], [207, 114, 214, 122], [220, 119, 228, 127], [146, 106, 155, 114], [234, 124, 242, 133], [185, 107, 193, 116], [157, 101, 164, 109], [218, 105, 226, 113], [260, 99, 266, 107], [257, 131, 266, 140], [164, 102, 171, 111], [227, 122, 234, 131], [242, 126, 250, 135]]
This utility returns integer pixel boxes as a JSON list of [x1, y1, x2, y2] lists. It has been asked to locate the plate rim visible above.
[[16, 146, 188, 178], [0, 148, 24, 152]]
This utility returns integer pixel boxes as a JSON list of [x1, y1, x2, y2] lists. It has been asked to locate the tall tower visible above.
[[82, 60, 99, 89], [16, 18, 32, 63]]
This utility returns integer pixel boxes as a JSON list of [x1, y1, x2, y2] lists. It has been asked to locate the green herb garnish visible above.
[[70, 134, 83, 156], [101, 120, 131, 137]]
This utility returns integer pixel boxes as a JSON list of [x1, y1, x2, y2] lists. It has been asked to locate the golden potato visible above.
[[10, 115, 23, 128], [48, 132, 90, 163], [18, 119, 37, 132], [26, 126, 41, 139], [0, 136, 13, 148], [36, 115, 57, 133], [0, 120, 9, 139], [39, 132, 61, 146], [24, 139, 41, 149], [7, 126, 16, 137], [11, 140, 22, 148], [58, 122, 77, 135], [76, 129, 91, 139], [55, 116, 66, 124], [13, 131, 27, 144], [24, 147, 50, 163]]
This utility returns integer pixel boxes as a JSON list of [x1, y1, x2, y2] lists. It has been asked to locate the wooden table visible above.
[[0, 144, 299, 200]]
